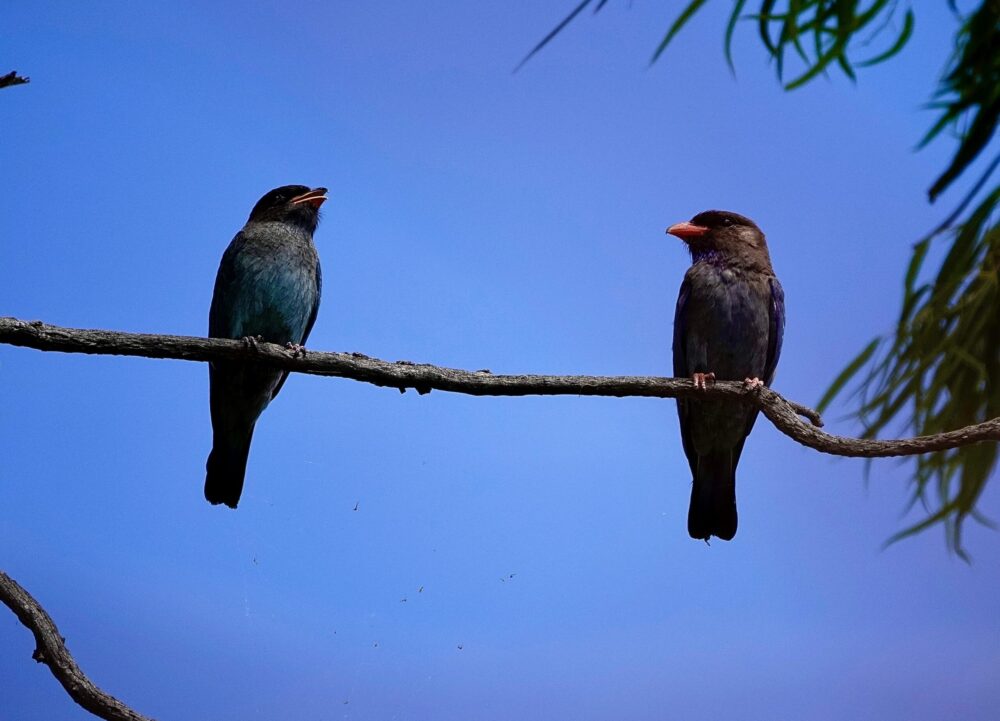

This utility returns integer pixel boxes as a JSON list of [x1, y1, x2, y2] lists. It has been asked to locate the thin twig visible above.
[[0, 570, 153, 721], [3, 316, 998, 457]]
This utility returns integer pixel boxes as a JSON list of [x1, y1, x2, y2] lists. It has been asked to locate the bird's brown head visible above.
[[667, 210, 772, 271], [248, 185, 328, 232]]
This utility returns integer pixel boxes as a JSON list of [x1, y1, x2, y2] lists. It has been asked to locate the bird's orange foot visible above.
[[285, 342, 307, 358], [743, 377, 764, 390], [241, 335, 264, 352], [692, 372, 716, 390]]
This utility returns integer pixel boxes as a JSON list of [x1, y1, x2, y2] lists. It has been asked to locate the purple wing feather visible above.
[[672, 279, 698, 477], [731, 276, 785, 466], [763, 277, 785, 385]]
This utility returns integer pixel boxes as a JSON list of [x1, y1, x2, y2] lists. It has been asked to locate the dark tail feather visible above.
[[687, 451, 738, 541], [204, 428, 254, 509]]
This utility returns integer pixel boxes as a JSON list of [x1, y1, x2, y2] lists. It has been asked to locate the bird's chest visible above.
[[682, 265, 770, 378], [232, 245, 317, 342]]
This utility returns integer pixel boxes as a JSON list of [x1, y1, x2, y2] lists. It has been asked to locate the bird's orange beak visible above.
[[667, 221, 710, 240], [291, 187, 328, 209]]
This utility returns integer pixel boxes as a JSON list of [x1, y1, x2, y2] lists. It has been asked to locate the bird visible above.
[[204, 185, 326, 508], [668, 210, 784, 541]]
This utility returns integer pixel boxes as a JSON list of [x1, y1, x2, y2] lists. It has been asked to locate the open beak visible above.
[[291, 187, 328, 209], [666, 221, 709, 241]]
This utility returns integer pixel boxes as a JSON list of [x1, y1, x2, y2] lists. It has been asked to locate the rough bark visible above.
[[3, 316, 998, 458], [0, 571, 154, 721]]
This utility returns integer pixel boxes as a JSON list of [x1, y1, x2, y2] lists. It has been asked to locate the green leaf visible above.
[[836, 53, 857, 81], [883, 503, 962, 551], [817, 337, 881, 412], [651, 0, 710, 64], [858, 9, 914, 67], [784, 31, 851, 90], [904, 238, 931, 294], [724, 0, 750, 71], [514, 0, 595, 73], [929, 100, 1000, 200], [924, 2, 1000, 199], [756, 0, 780, 56], [917, 110, 957, 149]]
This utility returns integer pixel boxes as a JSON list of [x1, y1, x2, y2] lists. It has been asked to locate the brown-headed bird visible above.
[[205, 185, 326, 508], [668, 210, 784, 541]]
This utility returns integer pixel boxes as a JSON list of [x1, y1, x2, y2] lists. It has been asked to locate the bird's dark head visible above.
[[667, 210, 771, 270], [248, 185, 328, 233]]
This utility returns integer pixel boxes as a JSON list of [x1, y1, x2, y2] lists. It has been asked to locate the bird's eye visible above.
[[721, 217, 733, 227]]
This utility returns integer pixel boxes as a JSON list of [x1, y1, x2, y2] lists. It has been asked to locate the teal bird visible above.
[[205, 185, 326, 508], [669, 211, 785, 541]]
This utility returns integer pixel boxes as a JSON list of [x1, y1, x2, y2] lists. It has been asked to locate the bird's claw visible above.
[[285, 342, 307, 358], [743, 377, 764, 391], [241, 335, 264, 352], [692, 372, 716, 390]]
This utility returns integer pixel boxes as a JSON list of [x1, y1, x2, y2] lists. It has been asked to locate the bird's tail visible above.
[[688, 451, 737, 541], [204, 427, 254, 509]]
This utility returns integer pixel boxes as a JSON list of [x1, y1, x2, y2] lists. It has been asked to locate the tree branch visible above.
[[2, 316, 999, 458], [1, 71, 30, 89], [0, 570, 154, 721]]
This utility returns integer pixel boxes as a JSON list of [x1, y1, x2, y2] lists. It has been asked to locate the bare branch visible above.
[[0, 570, 154, 721], [1, 71, 30, 89], [2, 316, 999, 458]]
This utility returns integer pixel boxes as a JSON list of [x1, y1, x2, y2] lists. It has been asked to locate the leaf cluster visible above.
[[519, 1, 916, 86], [922, 0, 1000, 201], [821, 188, 999, 558]]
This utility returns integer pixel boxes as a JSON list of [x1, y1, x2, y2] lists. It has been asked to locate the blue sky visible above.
[[2, 2, 998, 720]]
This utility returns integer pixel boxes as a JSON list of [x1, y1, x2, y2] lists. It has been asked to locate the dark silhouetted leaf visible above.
[[650, 0, 710, 64], [817, 338, 880, 413], [904, 238, 931, 294], [858, 9, 914, 67], [724, 0, 750, 71], [514, 0, 595, 73]]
